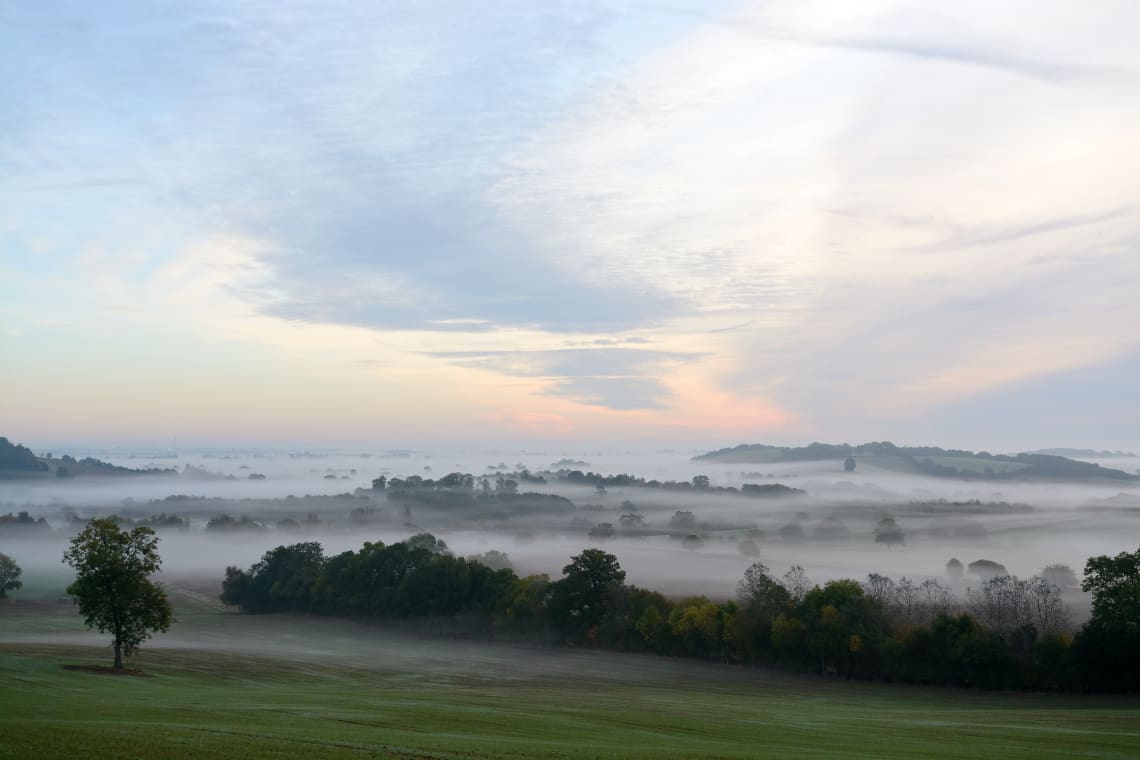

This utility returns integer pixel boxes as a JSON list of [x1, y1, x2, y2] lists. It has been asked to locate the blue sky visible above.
[[2, 1, 1138, 450]]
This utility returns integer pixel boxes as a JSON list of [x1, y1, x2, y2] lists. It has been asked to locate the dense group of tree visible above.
[[374, 469, 803, 501], [0, 511, 52, 535], [221, 537, 1140, 692], [221, 534, 514, 628], [50, 454, 177, 478], [554, 470, 805, 496]]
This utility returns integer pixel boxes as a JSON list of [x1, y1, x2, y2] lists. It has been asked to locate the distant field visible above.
[[855, 455, 1030, 476], [856, 455, 919, 474], [917, 456, 1031, 474], [2, 585, 1139, 759]]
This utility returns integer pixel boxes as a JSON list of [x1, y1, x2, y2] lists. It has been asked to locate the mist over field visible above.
[[4, 445, 1137, 615]]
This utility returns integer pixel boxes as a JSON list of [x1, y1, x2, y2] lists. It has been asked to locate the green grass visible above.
[[2, 588, 1139, 759]]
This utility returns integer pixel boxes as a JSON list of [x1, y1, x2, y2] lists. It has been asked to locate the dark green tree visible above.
[[548, 548, 625, 642], [1081, 548, 1140, 630], [0, 552, 21, 598], [1072, 547, 1140, 690], [221, 542, 325, 613], [62, 518, 173, 669], [735, 563, 791, 664]]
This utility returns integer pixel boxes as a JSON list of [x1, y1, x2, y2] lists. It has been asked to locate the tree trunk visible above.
[[113, 638, 123, 670]]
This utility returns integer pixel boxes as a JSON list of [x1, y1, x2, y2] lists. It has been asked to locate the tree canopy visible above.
[[0, 552, 22, 598], [1082, 548, 1140, 631], [63, 518, 173, 669]]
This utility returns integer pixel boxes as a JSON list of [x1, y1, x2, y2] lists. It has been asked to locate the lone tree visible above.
[[0, 552, 22, 598], [873, 517, 905, 548], [63, 518, 173, 669]]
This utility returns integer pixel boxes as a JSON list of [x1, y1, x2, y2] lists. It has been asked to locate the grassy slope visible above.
[[917, 456, 1030, 474], [2, 588, 1139, 759]]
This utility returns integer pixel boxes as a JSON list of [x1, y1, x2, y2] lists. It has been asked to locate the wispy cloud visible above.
[[3, 0, 1139, 446], [427, 348, 699, 410]]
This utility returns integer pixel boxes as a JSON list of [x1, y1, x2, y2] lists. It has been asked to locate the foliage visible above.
[[206, 514, 265, 532], [223, 535, 514, 628], [222, 542, 325, 613], [406, 532, 450, 555], [62, 518, 173, 669], [216, 537, 1140, 692], [547, 548, 626, 643], [1081, 548, 1140, 631], [0, 552, 22, 597]]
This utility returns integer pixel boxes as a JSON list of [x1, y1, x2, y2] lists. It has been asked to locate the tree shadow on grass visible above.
[[62, 664, 151, 677]]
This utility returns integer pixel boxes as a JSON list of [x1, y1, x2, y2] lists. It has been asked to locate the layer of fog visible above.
[[3, 447, 1137, 615]]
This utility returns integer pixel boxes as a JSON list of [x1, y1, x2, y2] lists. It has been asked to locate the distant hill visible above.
[[0, 436, 177, 479], [1025, 448, 1136, 459], [694, 441, 1138, 482], [0, 437, 50, 473]]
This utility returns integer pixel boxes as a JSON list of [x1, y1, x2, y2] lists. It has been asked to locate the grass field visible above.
[[2, 584, 1139, 759]]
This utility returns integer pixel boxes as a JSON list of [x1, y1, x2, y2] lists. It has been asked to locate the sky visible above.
[[2, 1, 1138, 452]]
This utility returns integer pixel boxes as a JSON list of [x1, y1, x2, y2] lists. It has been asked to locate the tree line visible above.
[[219, 538, 1140, 691]]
